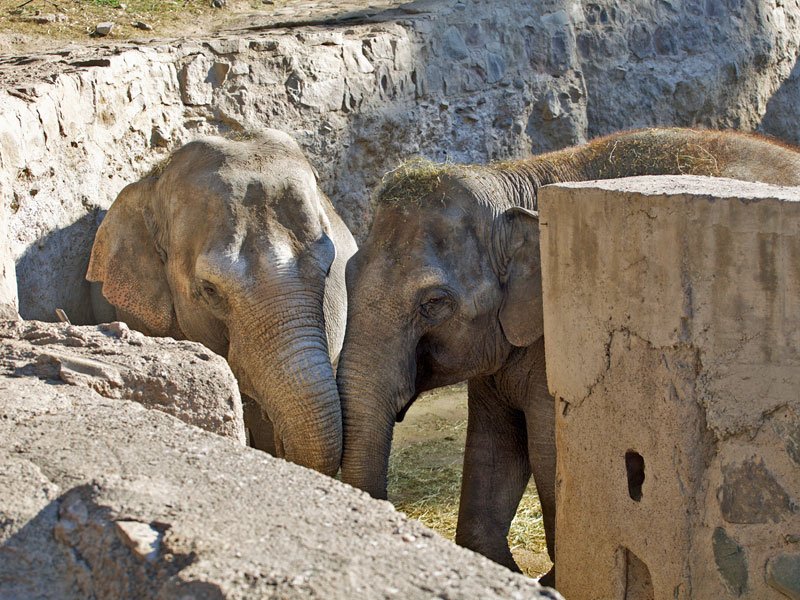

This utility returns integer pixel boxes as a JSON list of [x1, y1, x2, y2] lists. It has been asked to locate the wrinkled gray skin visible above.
[[88, 130, 357, 476], [337, 127, 800, 586]]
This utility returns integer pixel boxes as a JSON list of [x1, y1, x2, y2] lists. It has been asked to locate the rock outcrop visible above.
[[0, 190, 17, 319], [0, 318, 561, 597], [2, 0, 799, 323], [0, 371, 561, 599], [1, 319, 245, 442]]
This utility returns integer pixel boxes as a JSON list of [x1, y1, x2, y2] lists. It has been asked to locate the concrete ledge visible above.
[[540, 175, 800, 600], [0, 374, 561, 599]]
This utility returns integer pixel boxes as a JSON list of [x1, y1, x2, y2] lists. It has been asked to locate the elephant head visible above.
[[337, 165, 540, 497], [88, 130, 356, 476]]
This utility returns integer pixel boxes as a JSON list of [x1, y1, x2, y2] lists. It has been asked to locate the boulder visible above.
[[0, 373, 561, 599], [0, 319, 245, 443]]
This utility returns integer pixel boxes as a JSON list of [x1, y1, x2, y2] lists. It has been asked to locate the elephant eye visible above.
[[198, 280, 223, 306], [419, 292, 453, 321]]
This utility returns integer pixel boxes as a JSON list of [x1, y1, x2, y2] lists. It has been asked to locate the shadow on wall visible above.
[[0, 483, 223, 599], [228, 0, 445, 30], [574, 0, 800, 141], [760, 56, 800, 146], [15, 209, 105, 326]]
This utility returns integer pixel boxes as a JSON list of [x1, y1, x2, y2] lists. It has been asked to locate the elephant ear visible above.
[[498, 206, 544, 347], [87, 177, 179, 337]]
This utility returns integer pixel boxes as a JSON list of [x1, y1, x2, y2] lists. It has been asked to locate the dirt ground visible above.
[[0, 0, 407, 55], [390, 382, 552, 579]]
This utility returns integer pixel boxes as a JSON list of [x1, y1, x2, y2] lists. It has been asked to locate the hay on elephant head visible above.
[[374, 158, 470, 208]]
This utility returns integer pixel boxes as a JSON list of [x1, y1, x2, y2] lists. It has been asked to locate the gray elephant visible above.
[[336, 127, 800, 585], [87, 130, 357, 476]]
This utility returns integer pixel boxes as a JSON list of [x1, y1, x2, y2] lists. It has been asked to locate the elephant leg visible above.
[[455, 376, 531, 572], [525, 384, 556, 587], [242, 394, 277, 455]]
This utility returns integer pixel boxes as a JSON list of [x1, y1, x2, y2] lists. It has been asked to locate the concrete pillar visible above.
[[539, 176, 800, 600]]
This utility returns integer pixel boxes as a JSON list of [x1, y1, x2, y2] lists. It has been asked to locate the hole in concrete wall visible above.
[[622, 547, 654, 600], [625, 450, 645, 501]]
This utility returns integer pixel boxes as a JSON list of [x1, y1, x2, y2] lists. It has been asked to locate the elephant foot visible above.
[[538, 566, 556, 588]]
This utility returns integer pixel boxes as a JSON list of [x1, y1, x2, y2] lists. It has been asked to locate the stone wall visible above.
[[574, 0, 800, 138], [540, 176, 800, 600], [1, 0, 799, 323]]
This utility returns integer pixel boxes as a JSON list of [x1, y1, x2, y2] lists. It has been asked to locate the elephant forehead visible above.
[[372, 200, 475, 245], [231, 161, 315, 200]]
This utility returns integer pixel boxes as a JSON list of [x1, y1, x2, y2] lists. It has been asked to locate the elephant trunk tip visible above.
[[284, 435, 342, 478], [306, 455, 341, 478], [340, 465, 389, 500], [369, 486, 389, 501]]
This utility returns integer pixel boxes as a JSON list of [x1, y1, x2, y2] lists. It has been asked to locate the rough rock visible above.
[[0, 319, 245, 442], [0, 376, 561, 599], [0, 192, 17, 319], [713, 527, 748, 596], [573, 1, 800, 140], [94, 22, 114, 37], [719, 460, 793, 524], [766, 553, 800, 599], [3, 0, 800, 323], [541, 176, 800, 599]]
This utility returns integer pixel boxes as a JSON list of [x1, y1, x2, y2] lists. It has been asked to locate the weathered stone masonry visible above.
[[541, 176, 800, 600]]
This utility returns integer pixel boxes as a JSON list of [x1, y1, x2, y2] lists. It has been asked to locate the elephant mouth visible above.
[[396, 342, 436, 422], [395, 392, 420, 423]]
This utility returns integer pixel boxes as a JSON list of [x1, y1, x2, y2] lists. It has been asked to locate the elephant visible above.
[[87, 130, 357, 476], [336, 127, 800, 585]]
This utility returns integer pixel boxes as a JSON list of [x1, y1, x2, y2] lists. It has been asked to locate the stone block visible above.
[[540, 176, 800, 600], [0, 370, 560, 599], [766, 553, 800, 599], [178, 54, 213, 106], [440, 26, 469, 61], [1, 319, 245, 442], [342, 40, 374, 74]]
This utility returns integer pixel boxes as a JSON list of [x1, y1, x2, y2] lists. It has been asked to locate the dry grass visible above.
[[388, 384, 550, 579]]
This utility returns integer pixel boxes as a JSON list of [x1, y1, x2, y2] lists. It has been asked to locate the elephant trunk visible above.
[[337, 332, 409, 499], [231, 290, 342, 476]]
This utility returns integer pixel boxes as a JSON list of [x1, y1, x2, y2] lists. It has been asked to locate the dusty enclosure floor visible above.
[[0, 0, 410, 54], [390, 382, 552, 579]]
